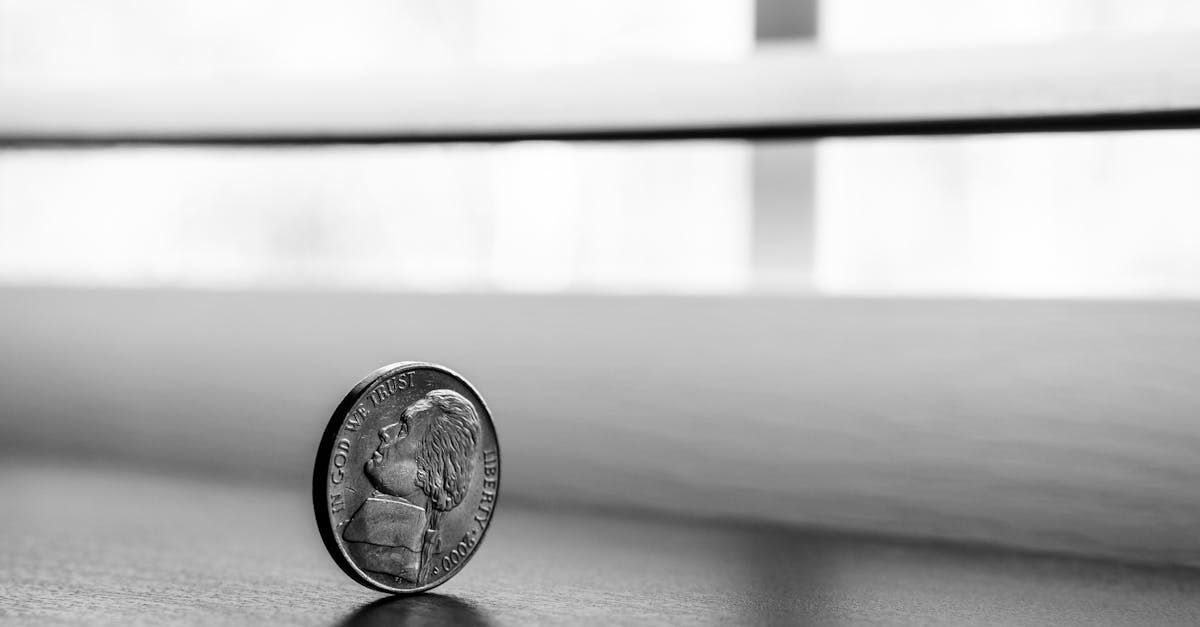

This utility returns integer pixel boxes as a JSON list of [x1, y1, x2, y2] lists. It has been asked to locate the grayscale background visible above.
[[4, 2, 1200, 625]]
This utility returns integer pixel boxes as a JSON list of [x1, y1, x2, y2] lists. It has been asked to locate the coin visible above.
[[313, 362, 500, 594]]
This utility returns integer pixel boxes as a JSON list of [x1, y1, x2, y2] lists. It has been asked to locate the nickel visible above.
[[313, 362, 500, 593]]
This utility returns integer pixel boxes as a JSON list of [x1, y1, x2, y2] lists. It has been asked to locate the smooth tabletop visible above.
[[3, 459, 1200, 626]]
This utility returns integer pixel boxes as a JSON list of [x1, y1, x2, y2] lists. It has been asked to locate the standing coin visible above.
[[313, 362, 500, 594]]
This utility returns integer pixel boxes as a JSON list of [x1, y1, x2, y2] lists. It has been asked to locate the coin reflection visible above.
[[337, 594, 493, 627]]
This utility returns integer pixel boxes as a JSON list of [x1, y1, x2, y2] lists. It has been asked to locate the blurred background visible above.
[[4, 0, 1200, 575], [6, 0, 1200, 297]]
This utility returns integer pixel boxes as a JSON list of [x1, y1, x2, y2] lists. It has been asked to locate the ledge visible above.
[[4, 36, 1200, 145], [2, 287, 1200, 568]]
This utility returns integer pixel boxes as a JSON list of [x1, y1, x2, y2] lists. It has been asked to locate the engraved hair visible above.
[[408, 389, 481, 512]]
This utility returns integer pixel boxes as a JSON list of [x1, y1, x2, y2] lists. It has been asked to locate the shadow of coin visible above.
[[337, 594, 495, 627]]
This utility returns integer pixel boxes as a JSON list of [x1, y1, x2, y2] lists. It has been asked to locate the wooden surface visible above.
[[5, 35, 1200, 144], [4, 459, 1200, 626], [2, 287, 1200, 571]]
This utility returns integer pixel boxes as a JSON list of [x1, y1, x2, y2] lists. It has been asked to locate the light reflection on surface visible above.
[[337, 594, 494, 627]]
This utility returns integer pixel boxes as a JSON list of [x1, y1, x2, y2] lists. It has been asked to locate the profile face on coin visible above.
[[313, 362, 500, 594]]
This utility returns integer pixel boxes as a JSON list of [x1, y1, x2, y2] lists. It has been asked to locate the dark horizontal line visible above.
[[4, 110, 1200, 148]]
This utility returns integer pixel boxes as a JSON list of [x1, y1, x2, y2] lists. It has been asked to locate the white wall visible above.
[[817, 1, 1200, 298]]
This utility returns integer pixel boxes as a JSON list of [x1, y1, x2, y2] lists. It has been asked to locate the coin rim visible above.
[[312, 361, 501, 594]]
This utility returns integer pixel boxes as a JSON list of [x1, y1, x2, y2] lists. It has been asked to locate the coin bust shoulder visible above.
[[313, 362, 501, 594]]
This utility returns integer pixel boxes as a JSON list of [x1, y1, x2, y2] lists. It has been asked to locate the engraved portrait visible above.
[[342, 389, 481, 584]]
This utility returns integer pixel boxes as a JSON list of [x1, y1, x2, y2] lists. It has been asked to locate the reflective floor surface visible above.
[[4, 459, 1200, 626]]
